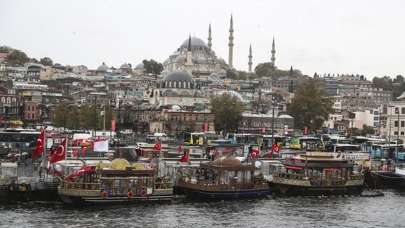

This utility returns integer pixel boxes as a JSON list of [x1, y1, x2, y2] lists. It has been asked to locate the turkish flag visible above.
[[177, 144, 183, 153], [272, 144, 280, 153], [179, 150, 189, 162], [250, 148, 260, 159], [153, 140, 161, 151], [32, 128, 45, 159], [111, 118, 116, 132], [49, 139, 67, 163]]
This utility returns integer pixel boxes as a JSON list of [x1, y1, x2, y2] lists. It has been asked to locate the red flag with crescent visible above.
[[49, 139, 67, 163], [179, 149, 189, 162], [32, 128, 45, 159], [153, 140, 161, 152]]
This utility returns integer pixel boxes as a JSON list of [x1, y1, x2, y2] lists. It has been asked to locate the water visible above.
[[0, 190, 404, 228]]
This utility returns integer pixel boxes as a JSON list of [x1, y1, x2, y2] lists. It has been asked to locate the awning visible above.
[[285, 165, 303, 170]]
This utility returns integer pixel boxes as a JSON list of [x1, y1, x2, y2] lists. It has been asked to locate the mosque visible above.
[[149, 15, 277, 108]]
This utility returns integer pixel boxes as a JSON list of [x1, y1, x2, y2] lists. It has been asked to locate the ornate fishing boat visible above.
[[175, 156, 271, 200], [58, 159, 173, 205], [270, 152, 364, 196]]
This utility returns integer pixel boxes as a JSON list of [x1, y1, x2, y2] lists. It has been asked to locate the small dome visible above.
[[134, 63, 144, 70], [120, 63, 131, 69], [180, 37, 207, 49], [213, 157, 242, 167], [163, 71, 193, 82], [97, 62, 109, 72]]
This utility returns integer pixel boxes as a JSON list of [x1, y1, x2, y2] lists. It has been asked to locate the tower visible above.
[[228, 14, 234, 68], [271, 37, 276, 68], [185, 35, 193, 66], [248, 44, 253, 72], [208, 24, 212, 50]]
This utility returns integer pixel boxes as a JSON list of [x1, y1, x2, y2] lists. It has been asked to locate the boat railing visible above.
[[178, 179, 267, 191], [274, 173, 308, 181], [60, 181, 101, 191]]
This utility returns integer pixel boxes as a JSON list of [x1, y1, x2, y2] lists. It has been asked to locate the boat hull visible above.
[[176, 186, 271, 200], [0, 183, 59, 202], [270, 183, 363, 196], [59, 194, 173, 206], [366, 171, 405, 189]]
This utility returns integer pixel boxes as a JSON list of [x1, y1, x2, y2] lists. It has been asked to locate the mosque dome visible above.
[[120, 63, 131, 69], [134, 63, 144, 70], [97, 62, 109, 72], [180, 37, 208, 48], [163, 71, 193, 82]]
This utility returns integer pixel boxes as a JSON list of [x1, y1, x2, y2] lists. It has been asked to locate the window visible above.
[[395, 121, 399, 127], [402, 107, 405, 114], [395, 107, 399, 114], [402, 121, 405, 128], [401, 132, 404, 136], [394, 131, 398, 136]]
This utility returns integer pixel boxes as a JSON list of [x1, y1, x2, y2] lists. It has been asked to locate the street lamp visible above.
[[396, 107, 400, 161], [271, 95, 277, 156], [388, 105, 394, 146]]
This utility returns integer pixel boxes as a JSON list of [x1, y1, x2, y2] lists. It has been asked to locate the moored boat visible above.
[[58, 159, 173, 205], [270, 152, 364, 196], [175, 156, 271, 200]]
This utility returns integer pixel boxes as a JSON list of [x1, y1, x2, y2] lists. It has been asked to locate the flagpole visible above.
[[65, 135, 68, 161], [42, 128, 46, 179]]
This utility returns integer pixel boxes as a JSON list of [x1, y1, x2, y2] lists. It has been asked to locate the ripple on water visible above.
[[0, 190, 404, 228]]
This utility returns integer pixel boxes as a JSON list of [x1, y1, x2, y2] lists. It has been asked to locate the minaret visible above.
[[185, 35, 193, 66], [248, 44, 253, 72], [271, 37, 276, 68], [207, 24, 212, 50], [228, 14, 234, 68]]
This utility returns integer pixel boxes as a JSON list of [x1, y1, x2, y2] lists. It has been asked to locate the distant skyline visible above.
[[1, 0, 404, 78]]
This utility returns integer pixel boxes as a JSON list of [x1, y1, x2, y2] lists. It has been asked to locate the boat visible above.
[[270, 151, 364, 196], [366, 160, 405, 189], [0, 161, 59, 202], [175, 156, 271, 200], [58, 158, 173, 205]]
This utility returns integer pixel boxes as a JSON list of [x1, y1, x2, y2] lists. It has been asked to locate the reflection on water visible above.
[[0, 190, 404, 228]]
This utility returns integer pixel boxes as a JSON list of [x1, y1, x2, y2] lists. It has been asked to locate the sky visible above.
[[0, 0, 404, 78]]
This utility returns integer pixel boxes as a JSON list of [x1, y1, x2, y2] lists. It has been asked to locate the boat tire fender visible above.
[[139, 188, 146, 197], [101, 191, 108, 199]]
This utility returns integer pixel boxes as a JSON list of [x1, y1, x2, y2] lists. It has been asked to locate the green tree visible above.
[[53, 103, 69, 128], [210, 94, 245, 134], [254, 62, 303, 78], [0, 46, 12, 53], [361, 125, 375, 136], [287, 78, 333, 133], [142, 59, 163, 75], [40, 57, 53, 66], [6, 50, 29, 66]]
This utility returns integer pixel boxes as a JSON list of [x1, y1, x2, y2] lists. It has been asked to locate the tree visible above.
[[6, 50, 29, 66], [40, 57, 53, 66], [210, 94, 245, 134], [254, 62, 303, 78], [53, 103, 69, 128], [0, 46, 12, 53], [287, 78, 333, 133], [361, 125, 375, 136], [142, 59, 163, 75]]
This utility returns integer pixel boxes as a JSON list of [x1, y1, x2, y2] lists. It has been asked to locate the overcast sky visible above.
[[1, 0, 404, 78]]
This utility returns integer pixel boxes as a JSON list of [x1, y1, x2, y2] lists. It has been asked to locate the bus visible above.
[[262, 135, 286, 149], [227, 133, 263, 146], [289, 136, 321, 150], [0, 129, 40, 155], [184, 132, 219, 145]]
